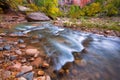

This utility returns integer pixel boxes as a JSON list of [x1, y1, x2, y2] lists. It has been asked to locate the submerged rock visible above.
[[26, 12, 50, 22]]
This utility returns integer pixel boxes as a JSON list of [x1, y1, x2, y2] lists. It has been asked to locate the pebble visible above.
[[19, 44, 26, 49], [37, 70, 45, 76], [12, 62, 22, 70], [10, 55, 18, 61], [23, 72, 34, 80], [75, 59, 87, 67], [13, 42, 18, 45], [42, 61, 49, 68], [72, 69, 78, 75], [18, 39, 24, 43], [18, 77, 27, 80], [0, 47, 3, 51], [3, 70, 11, 79], [3, 45, 11, 50], [34, 75, 51, 80], [32, 57, 43, 68], [15, 49, 22, 55], [26, 49, 39, 56], [80, 59, 87, 67], [21, 58, 27, 63], [58, 69, 65, 74], [21, 66, 33, 73]]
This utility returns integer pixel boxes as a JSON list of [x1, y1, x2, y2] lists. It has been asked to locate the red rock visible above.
[[21, 65, 33, 73], [42, 61, 49, 68], [37, 70, 45, 76], [31, 57, 43, 68], [34, 75, 51, 80], [25, 49, 39, 56]]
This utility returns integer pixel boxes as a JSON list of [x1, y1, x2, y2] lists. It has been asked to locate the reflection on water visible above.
[[14, 22, 120, 80]]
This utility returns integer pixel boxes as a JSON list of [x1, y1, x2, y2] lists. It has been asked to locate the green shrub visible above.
[[68, 5, 81, 18], [104, 3, 118, 16], [84, 2, 101, 16], [34, 0, 61, 19]]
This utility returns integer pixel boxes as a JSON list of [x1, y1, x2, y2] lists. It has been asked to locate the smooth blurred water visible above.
[[14, 22, 120, 80]]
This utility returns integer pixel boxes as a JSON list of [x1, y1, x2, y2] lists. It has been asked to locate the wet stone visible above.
[[3, 45, 11, 50], [10, 55, 18, 61], [3, 70, 11, 79], [19, 44, 26, 49], [18, 39, 24, 43], [34, 75, 51, 80], [23, 72, 34, 80], [37, 70, 45, 76], [72, 69, 78, 75], [21, 58, 27, 63], [21, 66, 33, 73], [0, 47, 3, 51], [15, 50, 22, 55], [75, 59, 87, 67], [12, 62, 22, 70], [42, 61, 49, 68], [18, 77, 27, 80], [26, 49, 39, 56], [31, 57, 43, 68]]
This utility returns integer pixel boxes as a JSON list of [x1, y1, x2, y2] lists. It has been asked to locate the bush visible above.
[[34, 0, 61, 19], [68, 5, 81, 18], [103, 3, 118, 16]]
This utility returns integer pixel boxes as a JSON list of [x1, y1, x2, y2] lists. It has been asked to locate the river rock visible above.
[[42, 61, 49, 68], [19, 44, 26, 49], [18, 39, 24, 43], [3, 45, 11, 50], [25, 49, 39, 56], [0, 47, 3, 51], [21, 66, 33, 73], [12, 62, 22, 70], [34, 75, 51, 80], [21, 58, 27, 63], [72, 69, 78, 75], [18, 5, 32, 12], [31, 57, 43, 68], [37, 70, 45, 76], [75, 59, 87, 67], [2, 70, 11, 79], [10, 55, 18, 61], [15, 50, 22, 55], [23, 72, 34, 80], [18, 77, 27, 80], [26, 12, 50, 22]]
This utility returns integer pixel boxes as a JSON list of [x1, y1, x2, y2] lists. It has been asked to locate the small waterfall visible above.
[[14, 22, 120, 80]]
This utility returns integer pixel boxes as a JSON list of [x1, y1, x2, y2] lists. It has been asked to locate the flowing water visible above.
[[13, 22, 120, 80]]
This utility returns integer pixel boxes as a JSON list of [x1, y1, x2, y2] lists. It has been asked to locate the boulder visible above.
[[18, 5, 32, 12], [25, 49, 39, 56], [26, 12, 50, 22]]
